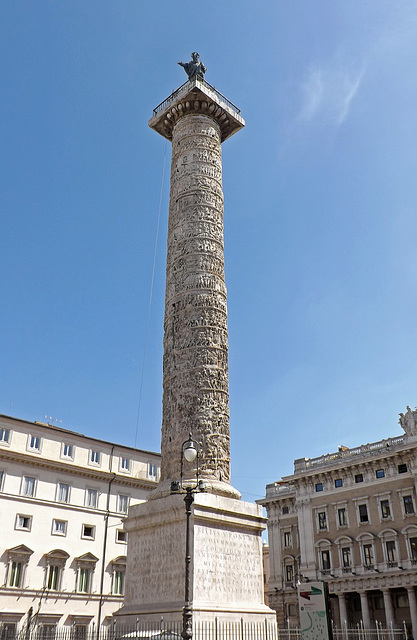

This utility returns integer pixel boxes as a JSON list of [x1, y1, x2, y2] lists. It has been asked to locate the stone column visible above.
[[382, 589, 396, 628], [407, 587, 417, 639], [338, 593, 348, 635], [148, 79, 244, 500], [359, 591, 371, 629]]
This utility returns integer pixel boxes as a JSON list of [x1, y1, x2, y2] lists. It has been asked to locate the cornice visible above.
[[0, 447, 157, 490], [149, 79, 245, 143]]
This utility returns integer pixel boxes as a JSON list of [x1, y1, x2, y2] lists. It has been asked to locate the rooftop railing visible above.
[[294, 435, 405, 473], [152, 78, 241, 116]]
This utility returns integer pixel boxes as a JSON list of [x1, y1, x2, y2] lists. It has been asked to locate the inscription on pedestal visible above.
[[125, 521, 184, 603], [194, 525, 264, 602]]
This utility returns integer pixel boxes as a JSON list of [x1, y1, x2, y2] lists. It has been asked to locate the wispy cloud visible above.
[[298, 63, 365, 126]]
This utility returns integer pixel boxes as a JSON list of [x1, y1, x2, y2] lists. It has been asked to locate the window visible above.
[[47, 565, 60, 590], [315, 483, 323, 492], [148, 463, 158, 478], [28, 435, 41, 452], [57, 483, 70, 503], [116, 529, 127, 544], [16, 514, 32, 531], [283, 532, 292, 548], [62, 443, 73, 459], [321, 550, 331, 572], [376, 469, 385, 479], [85, 489, 98, 509], [113, 569, 125, 595], [120, 457, 130, 472], [9, 561, 23, 587], [288, 604, 297, 617], [338, 508, 347, 527], [398, 463, 408, 474], [90, 450, 100, 465], [1, 623, 18, 640], [335, 478, 343, 488], [355, 474, 364, 483], [0, 470, 4, 491], [385, 540, 397, 566], [363, 544, 374, 568], [409, 537, 417, 563], [318, 512, 327, 530], [52, 519, 67, 536], [78, 568, 90, 593], [82, 525, 95, 540], [341, 547, 351, 569], [72, 625, 88, 640], [285, 564, 294, 583], [0, 428, 10, 444], [118, 494, 130, 514], [282, 506, 289, 515], [396, 594, 408, 608], [404, 495, 415, 515], [380, 499, 391, 519], [22, 476, 36, 497], [74, 553, 96, 595], [38, 625, 56, 640], [359, 504, 369, 523]]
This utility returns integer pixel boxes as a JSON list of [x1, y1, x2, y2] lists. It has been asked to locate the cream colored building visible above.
[[0, 414, 160, 637], [259, 406, 417, 636]]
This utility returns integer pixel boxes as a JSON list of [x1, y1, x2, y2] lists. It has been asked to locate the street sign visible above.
[[297, 581, 333, 640]]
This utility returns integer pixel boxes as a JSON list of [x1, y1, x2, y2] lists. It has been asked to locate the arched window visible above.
[[356, 533, 376, 570], [74, 553, 98, 594], [111, 556, 126, 595], [6, 545, 33, 588], [315, 539, 332, 575], [282, 555, 295, 586], [44, 549, 69, 591], [335, 536, 354, 573], [378, 528, 399, 569], [401, 525, 417, 566]]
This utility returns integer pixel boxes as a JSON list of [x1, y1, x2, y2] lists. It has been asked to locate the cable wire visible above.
[[134, 141, 168, 448]]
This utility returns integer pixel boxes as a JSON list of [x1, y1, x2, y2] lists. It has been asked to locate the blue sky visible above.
[[2, 2, 417, 502]]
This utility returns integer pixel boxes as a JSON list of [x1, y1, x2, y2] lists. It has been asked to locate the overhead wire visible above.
[[134, 141, 168, 449]]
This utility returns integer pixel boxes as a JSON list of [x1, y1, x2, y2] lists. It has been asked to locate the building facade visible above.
[[0, 414, 160, 637], [259, 407, 417, 636]]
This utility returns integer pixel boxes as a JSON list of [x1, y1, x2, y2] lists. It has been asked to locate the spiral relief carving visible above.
[[160, 111, 235, 493]]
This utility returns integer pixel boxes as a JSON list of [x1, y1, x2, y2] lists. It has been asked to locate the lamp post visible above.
[[171, 434, 206, 640]]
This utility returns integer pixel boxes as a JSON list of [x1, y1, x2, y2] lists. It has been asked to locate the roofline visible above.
[[0, 413, 161, 459]]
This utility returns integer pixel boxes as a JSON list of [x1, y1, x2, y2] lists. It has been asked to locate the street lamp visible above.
[[171, 433, 206, 640]]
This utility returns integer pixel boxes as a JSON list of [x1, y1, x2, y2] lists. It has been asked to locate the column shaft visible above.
[[360, 591, 371, 629], [382, 589, 396, 628], [407, 587, 417, 639]]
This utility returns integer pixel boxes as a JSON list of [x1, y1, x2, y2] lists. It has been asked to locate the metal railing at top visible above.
[[152, 78, 241, 117]]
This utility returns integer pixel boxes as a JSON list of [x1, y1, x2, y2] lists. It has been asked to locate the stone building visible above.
[[259, 406, 417, 636], [0, 414, 160, 637]]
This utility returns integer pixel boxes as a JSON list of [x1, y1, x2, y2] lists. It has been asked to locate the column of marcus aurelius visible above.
[[157, 77, 243, 498], [116, 58, 277, 628]]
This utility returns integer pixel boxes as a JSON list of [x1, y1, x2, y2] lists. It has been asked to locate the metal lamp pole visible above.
[[171, 433, 205, 640]]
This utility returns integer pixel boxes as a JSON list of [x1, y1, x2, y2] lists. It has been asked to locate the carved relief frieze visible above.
[[160, 111, 234, 489]]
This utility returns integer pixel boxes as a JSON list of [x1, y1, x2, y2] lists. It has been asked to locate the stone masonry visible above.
[[149, 79, 244, 499]]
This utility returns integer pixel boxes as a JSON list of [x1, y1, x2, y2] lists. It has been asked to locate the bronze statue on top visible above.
[[178, 52, 207, 81]]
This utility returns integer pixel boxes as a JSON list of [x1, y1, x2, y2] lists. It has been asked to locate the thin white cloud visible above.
[[298, 63, 365, 127]]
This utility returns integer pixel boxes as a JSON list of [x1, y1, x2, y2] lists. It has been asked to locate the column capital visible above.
[[149, 78, 245, 142]]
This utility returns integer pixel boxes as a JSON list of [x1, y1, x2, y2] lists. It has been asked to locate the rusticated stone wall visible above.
[[161, 112, 233, 493]]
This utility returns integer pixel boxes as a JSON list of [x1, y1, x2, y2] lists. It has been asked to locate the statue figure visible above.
[[178, 52, 207, 81], [399, 405, 417, 435]]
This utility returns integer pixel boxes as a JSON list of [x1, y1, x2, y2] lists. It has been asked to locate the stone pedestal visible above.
[[115, 492, 275, 623]]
